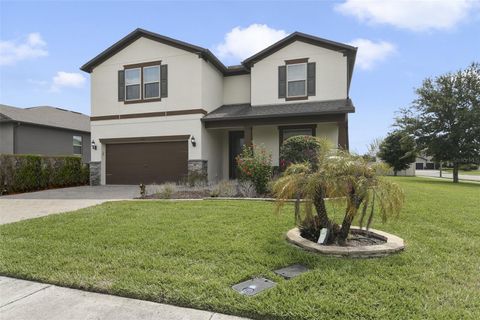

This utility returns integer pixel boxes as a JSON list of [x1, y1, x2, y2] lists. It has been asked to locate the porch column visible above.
[[337, 114, 348, 150], [244, 126, 252, 146]]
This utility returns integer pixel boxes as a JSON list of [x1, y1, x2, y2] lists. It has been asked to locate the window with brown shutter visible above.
[[279, 58, 315, 101], [120, 60, 166, 104]]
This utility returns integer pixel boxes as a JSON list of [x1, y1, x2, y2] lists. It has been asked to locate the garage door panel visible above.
[[106, 141, 188, 184]]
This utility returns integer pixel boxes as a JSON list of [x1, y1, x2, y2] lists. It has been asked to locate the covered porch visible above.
[[201, 99, 353, 181]]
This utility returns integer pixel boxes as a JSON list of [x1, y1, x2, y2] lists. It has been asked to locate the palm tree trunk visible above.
[[337, 193, 362, 245], [313, 186, 331, 228]]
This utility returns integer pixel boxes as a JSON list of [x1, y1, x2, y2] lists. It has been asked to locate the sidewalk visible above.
[[0, 276, 248, 320], [416, 169, 480, 182]]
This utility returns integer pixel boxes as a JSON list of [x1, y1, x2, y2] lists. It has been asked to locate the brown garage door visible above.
[[106, 141, 188, 184]]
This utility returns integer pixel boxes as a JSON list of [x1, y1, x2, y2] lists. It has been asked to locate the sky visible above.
[[1, 0, 479, 153]]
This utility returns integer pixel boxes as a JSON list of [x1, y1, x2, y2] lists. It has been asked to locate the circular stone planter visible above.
[[286, 227, 404, 258]]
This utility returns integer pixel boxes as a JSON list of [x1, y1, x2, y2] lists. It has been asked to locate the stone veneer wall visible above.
[[187, 160, 208, 183], [90, 161, 101, 186]]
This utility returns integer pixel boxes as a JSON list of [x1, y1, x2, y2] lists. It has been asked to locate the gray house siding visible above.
[[3, 123, 90, 163], [0, 122, 14, 154]]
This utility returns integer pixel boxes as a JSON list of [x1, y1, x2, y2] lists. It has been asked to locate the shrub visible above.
[[279, 135, 323, 170], [186, 171, 207, 187], [0, 154, 88, 194], [237, 180, 257, 198], [459, 163, 479, 171], [236, 144, 272, 195], [156, 183, 177, 199], [210, 180, 237, 197]]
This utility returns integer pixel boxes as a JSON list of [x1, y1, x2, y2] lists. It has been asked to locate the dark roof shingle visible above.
[[0, 105, 90, 132], [202, 99, 355, 122]]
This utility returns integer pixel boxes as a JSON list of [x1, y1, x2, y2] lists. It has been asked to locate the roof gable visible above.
[[80, 28, 247, 75], [241, 32, 357, 92], [80, 29, 356, 86]]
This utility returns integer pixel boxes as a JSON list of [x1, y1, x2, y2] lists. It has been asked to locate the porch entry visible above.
[[229, 131, 245, 179]]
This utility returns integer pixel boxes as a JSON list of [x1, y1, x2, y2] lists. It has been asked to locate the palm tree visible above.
[[273, 140, 404, 246]]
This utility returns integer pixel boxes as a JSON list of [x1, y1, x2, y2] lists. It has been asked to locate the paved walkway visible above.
[[416, 170, 480, 182], [0, 277, 247, 320], [0, 185, 139, 225]]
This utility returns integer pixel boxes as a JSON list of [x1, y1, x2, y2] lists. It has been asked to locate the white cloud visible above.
[[215, 24, 288, 63], [50, 71, 86, 92], [0, 32, 48, 66], [335, 0, 479, 31], [349, 38, 395, 70]]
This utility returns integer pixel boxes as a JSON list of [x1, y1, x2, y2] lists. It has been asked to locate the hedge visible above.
[[0, 154, 89, 194]]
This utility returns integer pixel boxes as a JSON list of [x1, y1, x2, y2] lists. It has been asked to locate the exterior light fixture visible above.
[[190, 136, 196, 147], [91, 140, 97, 150]]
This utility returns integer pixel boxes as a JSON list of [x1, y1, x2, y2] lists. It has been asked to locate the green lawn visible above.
[[1, 177, 479, 319]]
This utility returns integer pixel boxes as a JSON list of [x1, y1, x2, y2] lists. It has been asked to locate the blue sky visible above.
[[1, 0, 479, 153]]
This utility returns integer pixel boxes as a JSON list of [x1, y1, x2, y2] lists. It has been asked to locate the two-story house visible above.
[[81, 28, 357, 185]]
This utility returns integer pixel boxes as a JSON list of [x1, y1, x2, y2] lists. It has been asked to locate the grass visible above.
[[1, 177, 479, 319]]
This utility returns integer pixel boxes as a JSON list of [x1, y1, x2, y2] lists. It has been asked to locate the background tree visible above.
[[363, 137, 383, 162], [378, 131, 416, 176], [396, 62, 480, 183]]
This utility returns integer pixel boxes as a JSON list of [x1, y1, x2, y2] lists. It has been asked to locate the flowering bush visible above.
[[236, 144, 273, 195], [279, 135, 323, 170]]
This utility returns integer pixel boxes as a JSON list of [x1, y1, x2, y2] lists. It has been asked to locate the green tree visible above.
[[273, 141, 404, 246], [396, 62, 480, 183], [378, 131, 416, 176]]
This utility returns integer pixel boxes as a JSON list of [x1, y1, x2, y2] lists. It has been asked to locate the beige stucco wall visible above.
[[201, 127, 224, 181], [250, 41, 348, 106], [90, 37, 203, 117], [201, 60, 224, 112], [223, 74, 251, 105]]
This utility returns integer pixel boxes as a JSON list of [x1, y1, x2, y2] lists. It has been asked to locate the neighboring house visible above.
[[81, 28, 357, 185], [373, 156, 416, 177], [0, 105, 90, 163], [415, 155, 439, 170]]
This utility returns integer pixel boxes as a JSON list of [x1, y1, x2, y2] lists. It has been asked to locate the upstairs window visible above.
[[143, 65, 160, 99], [287, 63, 307, 97], [119, 61, 167, 103], [73, 135, 82, 155], [125, 68, 141, 101]]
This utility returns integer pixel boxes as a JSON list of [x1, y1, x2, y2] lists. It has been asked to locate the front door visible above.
[[229, 131, 245, 179]]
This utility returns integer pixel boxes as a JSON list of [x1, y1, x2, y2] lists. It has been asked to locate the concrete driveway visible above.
[[0, 185, 139, 225]]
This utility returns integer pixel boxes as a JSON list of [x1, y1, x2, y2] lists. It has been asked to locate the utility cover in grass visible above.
[[274, 264, 309, 279], [232, 278, 277, 296]]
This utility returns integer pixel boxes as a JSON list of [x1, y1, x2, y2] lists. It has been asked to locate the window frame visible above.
[[122, 60, 162, 104], [73, 135, 83, 156], [278, 124, 317, 148], [124, 67, 142, 102], [286, 62, 307, 98], [142, 65, 161, 100]]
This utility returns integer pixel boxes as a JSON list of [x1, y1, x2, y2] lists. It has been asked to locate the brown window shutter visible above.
[[161, 64, 168, 98], [307, 62, 316, 96], [118, 70, 125, 101], [278, 65, 286, 98]]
